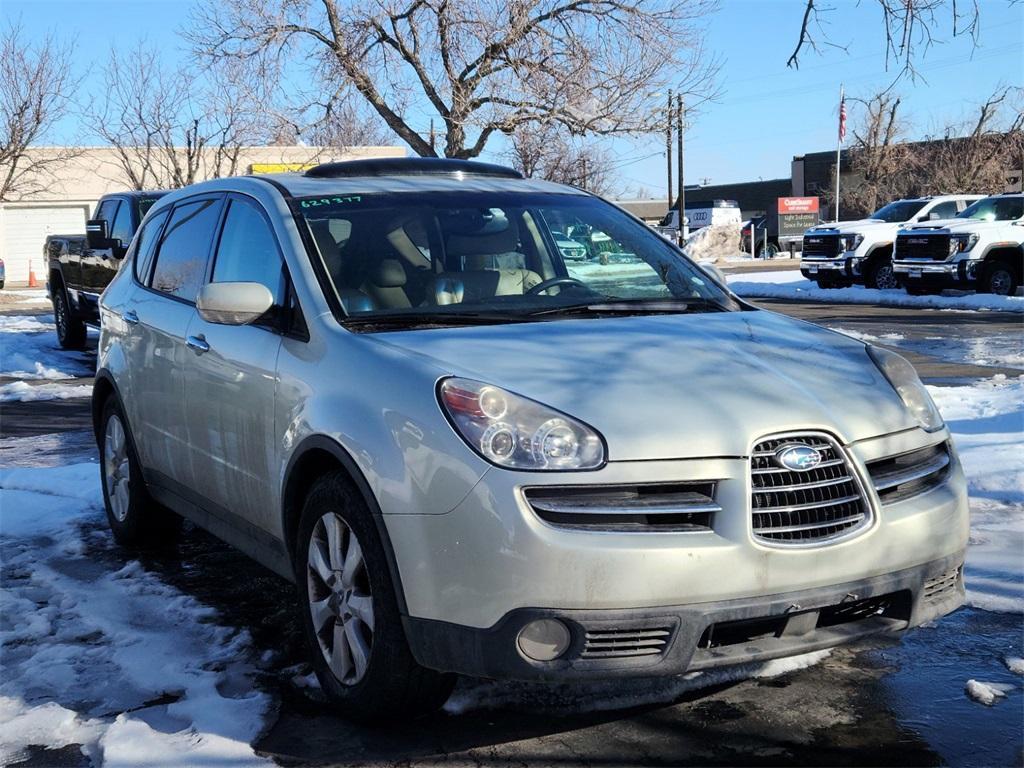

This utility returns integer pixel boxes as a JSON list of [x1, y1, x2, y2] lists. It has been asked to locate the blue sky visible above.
[[5, 0, 1023, 197]]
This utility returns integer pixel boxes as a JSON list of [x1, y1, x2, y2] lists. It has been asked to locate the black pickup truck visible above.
[[46, 190, 166, 348]]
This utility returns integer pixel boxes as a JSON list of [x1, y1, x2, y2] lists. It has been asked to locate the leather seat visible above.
[[427, 224, 541, 304], [363, 259, 413, 309]]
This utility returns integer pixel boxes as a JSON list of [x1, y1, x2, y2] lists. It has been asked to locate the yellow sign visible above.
[[248, 163, 316, 174]]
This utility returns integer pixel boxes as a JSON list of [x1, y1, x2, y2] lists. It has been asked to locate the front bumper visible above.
[[893, 260, 972, 289], [403, 552, 964, 680]]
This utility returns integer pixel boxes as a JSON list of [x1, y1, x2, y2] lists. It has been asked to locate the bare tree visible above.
[[787, 0, 986, 80], [506, 121, 615, 195], [303, 95, 394, 153], [188, 0, 720, 160], [0, 23, 78, 201]]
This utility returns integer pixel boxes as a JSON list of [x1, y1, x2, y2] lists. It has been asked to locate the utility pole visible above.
[[666, 90, 673, 218], [677, 94, 685, 246], [580, 155, 588, 191], [429, 119, 436, 153], [834, 83, 844, 222]]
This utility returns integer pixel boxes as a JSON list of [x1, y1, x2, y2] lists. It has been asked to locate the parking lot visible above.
[[2, 281, 1021, 767]]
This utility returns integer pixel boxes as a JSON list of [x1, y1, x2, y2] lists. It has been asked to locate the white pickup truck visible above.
[[893, 193, 1024, 296], [799, 195, 982, 289]]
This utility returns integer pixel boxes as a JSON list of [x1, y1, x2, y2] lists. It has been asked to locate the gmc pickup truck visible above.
[[799, 195, 982, 289], [893, 193, 1024, 296], [46, 191, 166, 348]]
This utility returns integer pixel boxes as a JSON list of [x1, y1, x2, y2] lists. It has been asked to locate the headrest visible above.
[[446, 226, 519, 258], [370, 258, 407, 288]]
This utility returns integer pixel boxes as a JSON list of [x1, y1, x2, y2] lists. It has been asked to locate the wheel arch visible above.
[[282, 434, 409, 613], [981, 245, 1023, 277], [92, 370, 122, 441]]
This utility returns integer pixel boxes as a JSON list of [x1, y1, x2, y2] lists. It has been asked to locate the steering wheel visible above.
[[526, 277, 589, 296]]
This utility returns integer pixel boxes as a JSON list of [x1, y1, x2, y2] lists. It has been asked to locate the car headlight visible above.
[[843, 233, 864, 251], [867, 347, 944, 432], [949, 233, 978, 255], [439, 378, 605, 470]]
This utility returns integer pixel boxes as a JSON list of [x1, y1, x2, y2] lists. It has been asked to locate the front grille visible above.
[[750, 433, 871, 545], [895, 232, 951, 261], [923, 567, 961, 602], [581, 626, 673, 659], [802, 233, 842, 258], [524, 482, 719, 532], [868, 441, 951, 504]]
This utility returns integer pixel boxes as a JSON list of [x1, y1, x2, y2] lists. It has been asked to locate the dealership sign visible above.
[[778, 197, 821, 238]]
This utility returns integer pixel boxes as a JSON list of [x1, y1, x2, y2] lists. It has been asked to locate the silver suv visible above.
[[96, 158, 968, 721]]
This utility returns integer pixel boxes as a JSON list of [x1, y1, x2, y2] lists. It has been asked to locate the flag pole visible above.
[[835, 83, 844, 222]]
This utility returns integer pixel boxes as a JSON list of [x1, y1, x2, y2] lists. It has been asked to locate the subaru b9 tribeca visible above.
[[95, 158, 967, 720]]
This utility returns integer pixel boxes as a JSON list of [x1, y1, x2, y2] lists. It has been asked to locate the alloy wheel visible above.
[[55, 294, 67, 338], [306, 512, 375, 685], [988, 268, 1012, 296], [103, 415, 131, 523], [875, 264, 899, 290]]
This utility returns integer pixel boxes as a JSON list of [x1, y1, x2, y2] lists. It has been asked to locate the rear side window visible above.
[[110, 200, 133, 246], [927, 201, 958, 220], [211, 197, 285, 304], [96, 199, 118, 223], [150, 198, 222, 302], [133, 209, 170, 283]]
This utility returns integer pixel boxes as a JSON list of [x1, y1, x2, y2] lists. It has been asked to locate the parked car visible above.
[[799, 195, 982, 289], [46, 190, 167, 348], [95, 158, 967, 722], [893, 193, 1024, 296]]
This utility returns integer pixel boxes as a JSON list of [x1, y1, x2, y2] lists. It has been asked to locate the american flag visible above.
[[838, 95, 847, 143]]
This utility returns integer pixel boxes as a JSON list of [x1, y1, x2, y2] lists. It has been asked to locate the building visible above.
[[0, 144, 405, 285]]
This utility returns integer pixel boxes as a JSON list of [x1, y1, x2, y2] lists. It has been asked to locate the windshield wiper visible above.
[[524, 297, 727, 317], [343, 311, 531, 329]]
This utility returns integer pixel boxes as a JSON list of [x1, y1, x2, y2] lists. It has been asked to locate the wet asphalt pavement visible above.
[[2, 297, 1022, 767]]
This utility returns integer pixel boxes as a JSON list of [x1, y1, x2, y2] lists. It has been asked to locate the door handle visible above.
[[122, 310, 139, 325], [186, 334, 210, 354]]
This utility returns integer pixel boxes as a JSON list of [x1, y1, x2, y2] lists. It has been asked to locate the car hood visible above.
[[370, 310, 916, 461], [902, 218, 1004, 234]]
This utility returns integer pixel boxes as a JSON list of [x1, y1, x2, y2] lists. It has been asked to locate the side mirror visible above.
[[196, 282, 274, 325], [697, 260, 728, 286], [86, 219, 109, 249]]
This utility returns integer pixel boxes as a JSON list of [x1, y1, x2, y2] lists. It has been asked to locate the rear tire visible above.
[[758, 241, 779, 260], [53, 284, 86, 350], [295, 471, 454, 722], [99, 396, 180, 547], [981, 261, 1019, 296]]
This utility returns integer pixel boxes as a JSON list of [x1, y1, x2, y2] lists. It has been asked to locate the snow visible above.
[[0, 463, 272, 765], [0, 380, 92, 402], [727, 270, 1024, 313], [829, 327, 905, 343], [964, 679, 1015, 706], [1005, 657, 1024, 675], [0, 314, 93, 380]]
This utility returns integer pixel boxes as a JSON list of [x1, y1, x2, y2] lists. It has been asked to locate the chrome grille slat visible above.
[[750, 432, 871, 546]]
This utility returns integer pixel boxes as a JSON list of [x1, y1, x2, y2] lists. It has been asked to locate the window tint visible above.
[[926, 201, 958, 220], [150, 198, 222, 301], [110, 199, 134, 246], [96, 199, 118, 223], [133, 209, 170, 283], [211, 198, 285, 304]]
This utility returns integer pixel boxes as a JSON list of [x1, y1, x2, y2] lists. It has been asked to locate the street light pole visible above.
[[666, 89, 673, 219]]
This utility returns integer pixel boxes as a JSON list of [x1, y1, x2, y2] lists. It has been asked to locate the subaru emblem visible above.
[[775, 444, 822, 472]]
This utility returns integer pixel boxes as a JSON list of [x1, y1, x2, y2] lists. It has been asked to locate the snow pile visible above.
[[964, 680, 1015, 706], [0, 381, 92, 402], [0, 463, 272, 765], [1005, 657, 1024, 675], [928, 376, 1024, 614], [829, 327, 905, 343], [681, 224, 742, 264], [728, 270, 1024, 313], [0, 314, 93, 380]]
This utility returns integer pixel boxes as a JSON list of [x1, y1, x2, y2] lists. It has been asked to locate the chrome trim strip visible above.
[[754, 514, 865, 535], [872, 450, 950, 492], [752, 457, 845, 474], [753, 493, 861, 515], [529, 499, 722, 516], [756, 475, 852, 493]]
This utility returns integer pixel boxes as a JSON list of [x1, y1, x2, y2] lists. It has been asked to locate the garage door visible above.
[[1, 204, 90, 284]]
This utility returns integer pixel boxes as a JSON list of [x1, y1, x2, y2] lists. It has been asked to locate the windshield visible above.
[[297, 191, 737, 326], [957, 196, 1024, 222], [870, 200, 926, 223], [137, 196, 164, 218]]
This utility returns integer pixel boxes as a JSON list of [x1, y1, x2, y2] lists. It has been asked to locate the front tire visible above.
[[99, 397, 180, 547], [53, 285, 86, 350], [981, 261, 1019, 296], [865, 259, 899, 290], [295, 471, 454, 722]]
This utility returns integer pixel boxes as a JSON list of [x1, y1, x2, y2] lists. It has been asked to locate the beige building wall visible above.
[[0, 145, 404, 284]]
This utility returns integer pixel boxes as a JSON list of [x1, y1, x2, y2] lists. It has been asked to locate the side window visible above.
[[927, 201, 958, 220], [150, 198, 223, 302], [95, 199, 118, 223], [109, 200, 134, 247], [211, 197, 285, 305], [133, 209, 170, 283]]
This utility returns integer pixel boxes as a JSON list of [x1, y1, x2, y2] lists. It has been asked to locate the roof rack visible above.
[[303, 157, 523, 180]]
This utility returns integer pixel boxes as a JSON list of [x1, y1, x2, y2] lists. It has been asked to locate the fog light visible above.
[[517, 619, 571, 661]]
